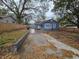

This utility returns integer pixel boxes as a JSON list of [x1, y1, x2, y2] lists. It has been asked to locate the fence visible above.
[[59, 28, 79, 33], [0, 23, 27, 34]]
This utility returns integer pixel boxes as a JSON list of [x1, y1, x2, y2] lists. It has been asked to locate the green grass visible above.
[[0, 30, 26, 47]]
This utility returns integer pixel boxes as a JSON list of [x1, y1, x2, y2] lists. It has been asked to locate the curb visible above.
[[11, 31, 29, 53]]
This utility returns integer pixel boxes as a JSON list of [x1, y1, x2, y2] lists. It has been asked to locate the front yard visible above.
[[0, 23, 27, 47], [0, 23, 28, 57], [0, 30, 26, 47], [46, 29, 79, 50]]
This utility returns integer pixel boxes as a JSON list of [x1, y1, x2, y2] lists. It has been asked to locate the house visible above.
[[0, 16, 16, 23], [0, 0, 3, 6], [34, 19, 59, 31]]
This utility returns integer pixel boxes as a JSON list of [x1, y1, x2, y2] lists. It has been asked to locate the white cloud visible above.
[[49, 1, 54, 10], [45, 10, 54, 20], [45, 1, 55, 20]]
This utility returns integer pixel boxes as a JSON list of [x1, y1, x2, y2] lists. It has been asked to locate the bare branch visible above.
[[1, 0, 17, 15], [9, 15, 16, 21], [24, 7, 42, 13], [20, 0, 27, 15]]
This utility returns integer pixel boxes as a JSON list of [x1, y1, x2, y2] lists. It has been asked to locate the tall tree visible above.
[[28, 0, 50, 21], [54, 0, 79, 28], [1, 0, 53, 24], [1, 0, 31, 24]]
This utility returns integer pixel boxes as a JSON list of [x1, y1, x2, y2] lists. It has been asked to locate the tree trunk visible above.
[[17, 18, 23, 24], [16, 15, 23, 24]]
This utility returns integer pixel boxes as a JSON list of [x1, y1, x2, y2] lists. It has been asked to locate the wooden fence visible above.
[[59, 28, 79, 33], [0, 23, 27, 34]]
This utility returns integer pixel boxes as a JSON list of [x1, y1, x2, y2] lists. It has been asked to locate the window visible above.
[[44, 23, 52, 29]]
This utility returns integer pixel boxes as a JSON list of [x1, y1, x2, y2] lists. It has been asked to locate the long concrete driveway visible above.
[[19, 32, 79, 59], [2, 31, 79, 59]]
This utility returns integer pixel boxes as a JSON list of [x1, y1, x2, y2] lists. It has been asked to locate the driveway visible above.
[[2, 32, 79, 59], [19, 32, 79, 59]]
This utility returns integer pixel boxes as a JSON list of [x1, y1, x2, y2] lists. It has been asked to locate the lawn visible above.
[[0, 23, 27, 47], [0, 30, 27, 47], [46, 29, 79, 49]]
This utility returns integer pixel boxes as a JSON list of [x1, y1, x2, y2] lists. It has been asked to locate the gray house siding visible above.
[[42, 21, 59, 30], [0, 16, 16, 23], [0, 0, 3, 6], [42, 23, 53, 30], [34, 19, 59, 31]]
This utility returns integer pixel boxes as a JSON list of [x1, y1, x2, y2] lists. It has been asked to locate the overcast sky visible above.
[[45, 1, 55, 20]]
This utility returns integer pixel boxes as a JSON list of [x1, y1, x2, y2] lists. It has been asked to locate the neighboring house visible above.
[[0, 16, 16, 23], [34, 19, 59, 31], [0, 0, 3, 6]]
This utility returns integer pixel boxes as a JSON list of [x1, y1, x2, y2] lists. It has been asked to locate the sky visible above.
[[45, 1, 55, 20]]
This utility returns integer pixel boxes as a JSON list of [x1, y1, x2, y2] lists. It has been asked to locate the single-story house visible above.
[[0, 0, 3, 6], [34, 19, 59, 31]]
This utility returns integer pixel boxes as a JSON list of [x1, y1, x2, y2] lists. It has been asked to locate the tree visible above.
[[1, 0, 31, 24], [1, 0, 53, 24], [53, 0, 79, 28], [28, 0, 51, 21]]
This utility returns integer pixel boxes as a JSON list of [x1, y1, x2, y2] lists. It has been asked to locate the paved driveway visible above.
[[2, 32, 79, 59], [19, 32, 79, 59]]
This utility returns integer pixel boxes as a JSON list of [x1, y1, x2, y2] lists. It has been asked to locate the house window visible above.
[[44, 23, 52, 29]]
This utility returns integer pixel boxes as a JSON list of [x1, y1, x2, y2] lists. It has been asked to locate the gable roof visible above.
[[42, 19, 58, 23], [35, 19, 58, 25]]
